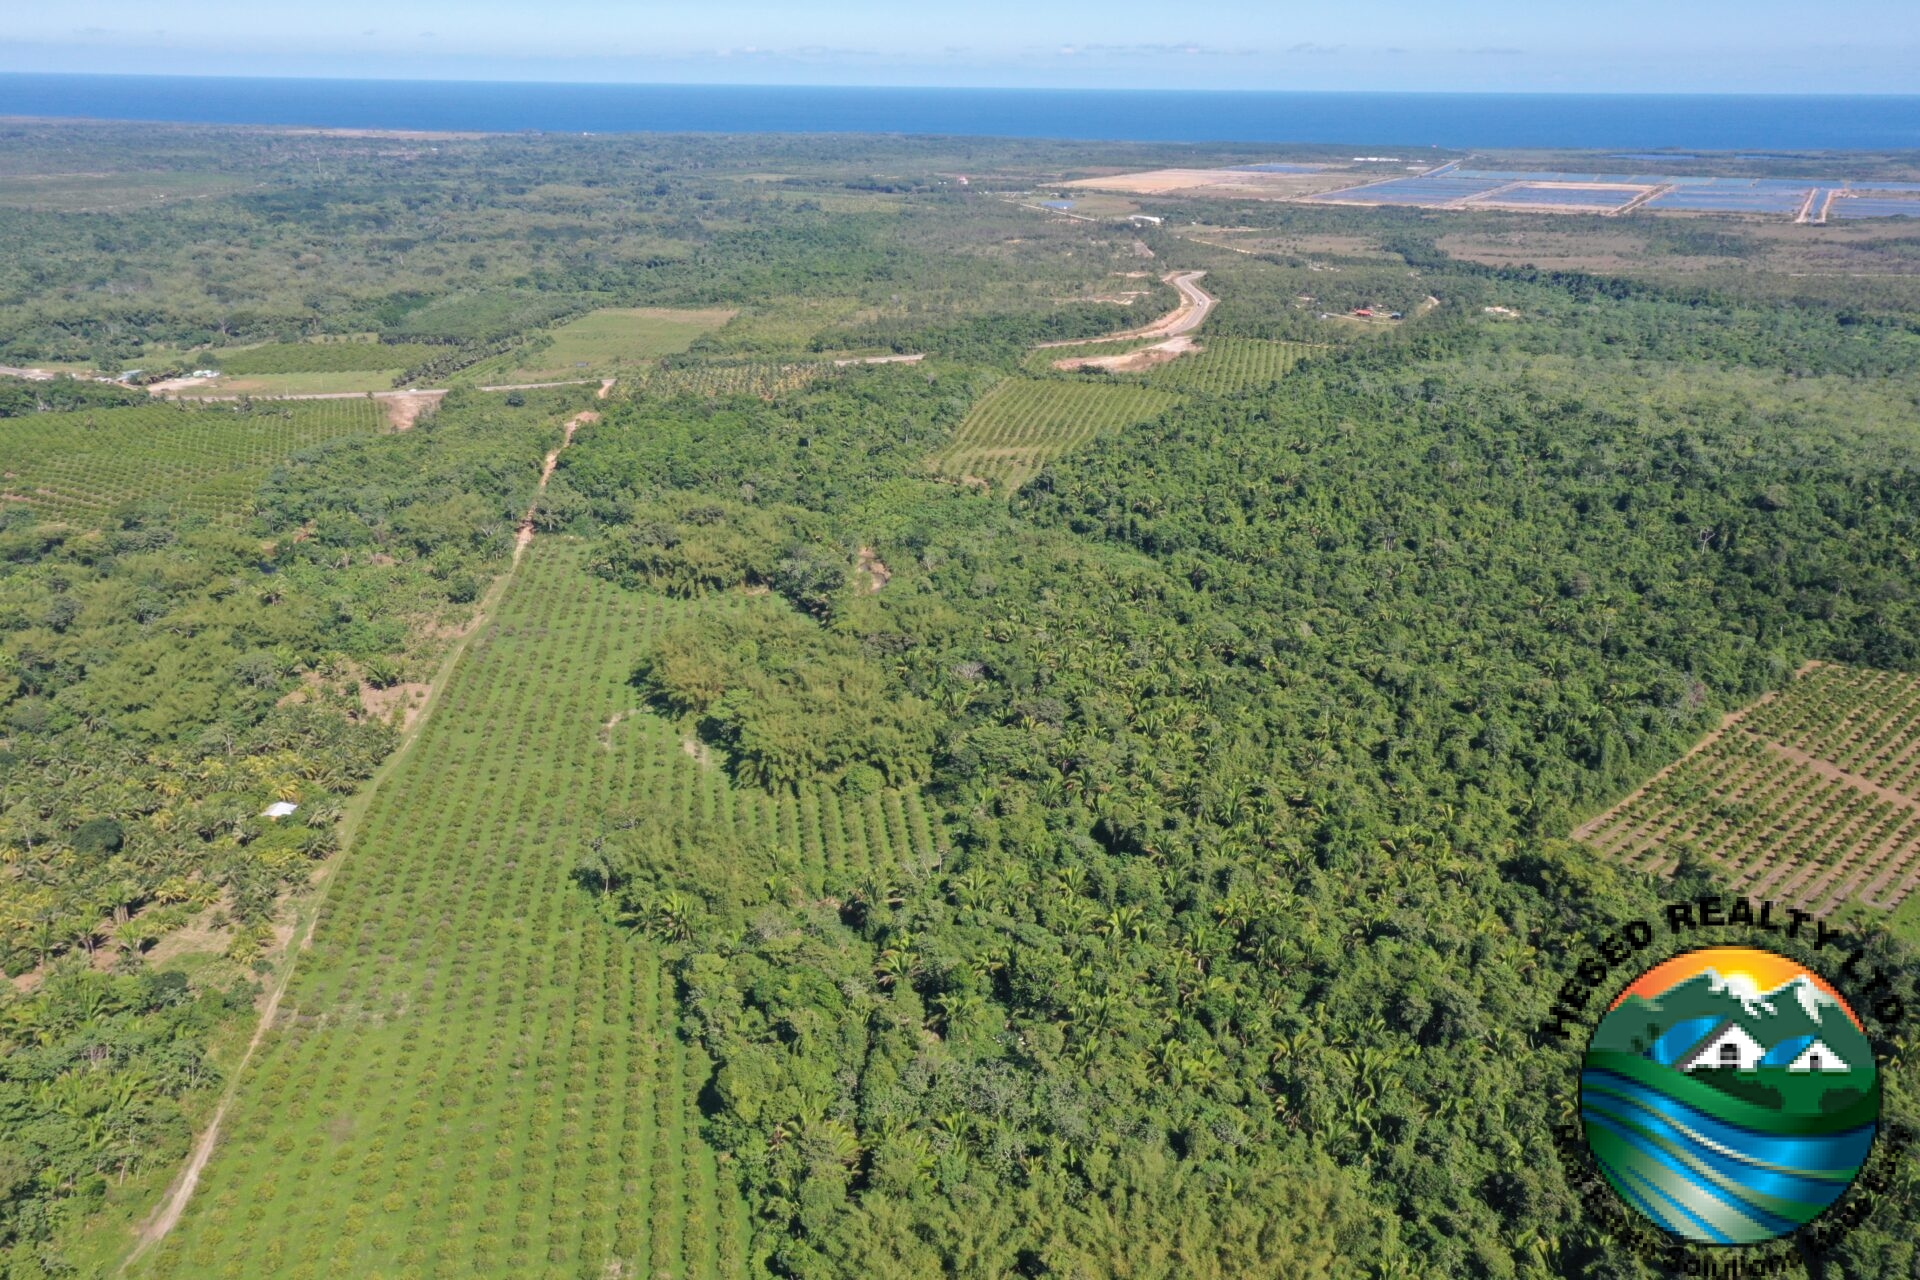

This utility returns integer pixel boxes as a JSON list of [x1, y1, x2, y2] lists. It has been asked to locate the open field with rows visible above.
[[629, 358, 832, 401], [0, 398, 385, 524], [216, 342, 442, 376], [1143, 338, 1319, 395], [1576, 664, 1920, 916], [134, 541, 942, 1279], [929, 377, 1181, 492]]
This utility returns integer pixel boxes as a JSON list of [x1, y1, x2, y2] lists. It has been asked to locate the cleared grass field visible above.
[[0, 399, 385, 524], [202, 371, 412, 396], [133, 542, 942, 1278], [0, 170, 255, 211], [465, 308, 737, 382], [929, 377, 1181, 492], [688, 295, 867, 356], [216, 342, 442, 376], [1577, 663, 1920, 917]]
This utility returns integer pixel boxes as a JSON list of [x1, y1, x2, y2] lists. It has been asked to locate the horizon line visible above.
[[6, 71, 1920, 99]]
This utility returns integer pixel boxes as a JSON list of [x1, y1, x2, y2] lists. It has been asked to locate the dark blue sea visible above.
[[3, 75, 1920, 150]]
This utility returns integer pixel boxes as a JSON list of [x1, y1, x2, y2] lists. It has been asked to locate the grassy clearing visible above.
[[1577, 663, 1920, 917], [195, 371, 408, 396], [929, 377, 1181, 492], [464, 308, 737, 382], [0, 171, 254, 211], [0, 399, 385, 525], [131, 542, 939, 1278], [215, 342, 441, 376], [690, 296, 870, 356]]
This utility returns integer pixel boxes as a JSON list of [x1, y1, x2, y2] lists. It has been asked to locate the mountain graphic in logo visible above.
[[1581, 945, 1880, 1245]]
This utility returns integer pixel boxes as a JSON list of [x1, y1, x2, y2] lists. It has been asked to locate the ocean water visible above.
[[3, 74, 1920, 150]]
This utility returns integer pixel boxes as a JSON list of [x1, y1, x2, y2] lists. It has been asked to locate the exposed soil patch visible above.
[[832, 353, 926, 367], [275, 668, 331, 708], [145, 374, 221, 394], [383, 391, 443, 431], [359, 681, 430, 730], [599, 710, 639, 750], [1052, 335, 1199, 373], [856, 546, 892, 591], [681, 737, 717, 768]]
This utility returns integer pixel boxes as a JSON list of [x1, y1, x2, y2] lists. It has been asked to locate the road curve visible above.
[[1034, 270, 1214, 349]]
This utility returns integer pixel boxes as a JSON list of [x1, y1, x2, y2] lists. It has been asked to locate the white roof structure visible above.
[[1682, 1022, 1766, 1072], [1787, 1039, 1851, 1073], [262, 801, 299, 819]]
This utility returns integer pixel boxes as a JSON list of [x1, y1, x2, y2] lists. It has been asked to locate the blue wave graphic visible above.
[[1581, 1067, 1874, 1244]]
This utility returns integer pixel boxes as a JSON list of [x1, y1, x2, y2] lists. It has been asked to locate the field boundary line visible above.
[[1568, 669, 1825, 841], [1755, 738, 1920, 814], [120, 392, 604, 1269]]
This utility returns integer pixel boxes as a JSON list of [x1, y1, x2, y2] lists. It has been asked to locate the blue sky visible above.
[[4, 1, 1918, 92]]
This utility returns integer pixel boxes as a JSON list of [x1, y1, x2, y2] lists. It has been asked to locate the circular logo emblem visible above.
[[1581, 945, 1881, 1245]]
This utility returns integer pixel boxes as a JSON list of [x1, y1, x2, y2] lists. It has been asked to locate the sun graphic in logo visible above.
[[1581, 946, 1881, 1245]]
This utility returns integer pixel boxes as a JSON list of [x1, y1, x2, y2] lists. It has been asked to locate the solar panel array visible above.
[[1306, 167, 1920, 220], [1833, 198, 1920, 220], [1484, 186, 1641, 209]]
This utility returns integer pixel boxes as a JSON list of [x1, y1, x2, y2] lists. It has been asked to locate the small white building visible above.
[[1787, 1039, 1851, 1073], [1681, 1021, 1766, 1072], [262, 801, 299, 820]]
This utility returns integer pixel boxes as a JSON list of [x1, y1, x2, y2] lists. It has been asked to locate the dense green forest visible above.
[[562, 297, 1920, 1276], [1, 122, 1918, 1277]]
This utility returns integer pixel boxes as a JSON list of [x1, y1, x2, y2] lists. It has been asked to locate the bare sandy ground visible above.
[[1061, 168, 1348, 200], [382, 392, 441, 430], [1052, 335, 1199, 373], [856, 546, 892, 591], [832, 354, 925, 367]]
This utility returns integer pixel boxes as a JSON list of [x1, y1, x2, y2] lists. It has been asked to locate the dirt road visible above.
[[150, 376, 605, 403], [1035, 271, 1214, 350], [516, 410, 595, 561]]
